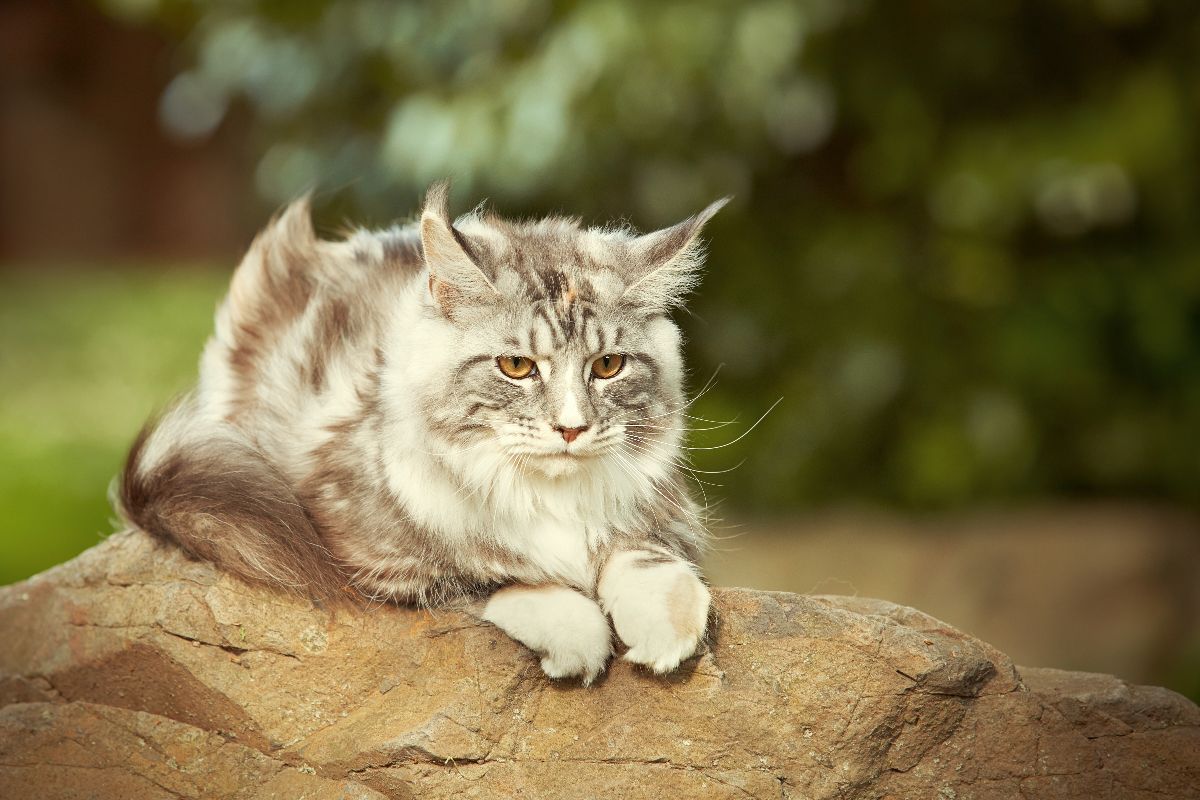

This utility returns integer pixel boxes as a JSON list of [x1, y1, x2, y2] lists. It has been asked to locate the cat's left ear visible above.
[[420, 180, 500, 316], [623, 197, 730, 311]]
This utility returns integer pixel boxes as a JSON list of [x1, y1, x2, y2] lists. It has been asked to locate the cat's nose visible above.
[[555, 425, 589, 444]]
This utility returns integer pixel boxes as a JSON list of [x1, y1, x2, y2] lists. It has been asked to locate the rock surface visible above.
[[705, 504, 1200, 686], [1, 531, 1197, 799]]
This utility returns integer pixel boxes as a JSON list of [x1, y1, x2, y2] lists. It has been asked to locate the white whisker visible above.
[[681, 397, 783, 452]]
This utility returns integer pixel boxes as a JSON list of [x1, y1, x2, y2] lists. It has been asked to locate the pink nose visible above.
[[556, 425, 588, 444]]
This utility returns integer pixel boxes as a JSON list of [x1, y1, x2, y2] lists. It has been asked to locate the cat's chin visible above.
[[527, 452, 589, 479]]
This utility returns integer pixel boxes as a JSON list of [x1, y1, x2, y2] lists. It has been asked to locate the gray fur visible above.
[[117, 183, 725, 609]]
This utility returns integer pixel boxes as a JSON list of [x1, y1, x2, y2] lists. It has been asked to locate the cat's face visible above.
[[435, 294, 685, 479], [411, 184, 725, 483]]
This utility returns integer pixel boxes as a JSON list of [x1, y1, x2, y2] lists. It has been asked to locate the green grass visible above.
[[0, 266, 227, 584]]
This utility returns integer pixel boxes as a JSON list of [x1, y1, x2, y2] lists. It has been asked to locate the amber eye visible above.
[[497, 355, 537, 379], [591, 353, 626, 379]]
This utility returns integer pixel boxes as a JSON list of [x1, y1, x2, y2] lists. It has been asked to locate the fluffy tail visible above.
[[116, 395, 350, 602]]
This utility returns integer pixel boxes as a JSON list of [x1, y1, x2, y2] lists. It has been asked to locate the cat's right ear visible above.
[[420, 181, 499, 316]]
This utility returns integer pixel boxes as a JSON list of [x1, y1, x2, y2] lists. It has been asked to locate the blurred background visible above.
[[1, 0, 1197, 699]]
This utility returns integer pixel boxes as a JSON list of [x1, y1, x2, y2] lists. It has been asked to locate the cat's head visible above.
[[410, 182, 726, 485]]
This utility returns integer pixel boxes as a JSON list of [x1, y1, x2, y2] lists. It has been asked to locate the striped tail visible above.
[[116, 395, 350, 603]]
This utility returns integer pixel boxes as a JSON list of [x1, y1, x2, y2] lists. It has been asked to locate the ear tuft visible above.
[[623, 196, 730, 311], [420, 180, 499, 316], [422, 179, 452, 227]]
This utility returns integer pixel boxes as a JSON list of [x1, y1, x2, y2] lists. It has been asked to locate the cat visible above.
[[118, 182, 727, 683]]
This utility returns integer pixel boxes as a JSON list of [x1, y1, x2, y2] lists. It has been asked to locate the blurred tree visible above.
[[98, 0, 1200, 510]]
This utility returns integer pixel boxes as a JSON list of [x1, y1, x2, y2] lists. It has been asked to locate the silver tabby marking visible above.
[[119, 182, 726, 680]]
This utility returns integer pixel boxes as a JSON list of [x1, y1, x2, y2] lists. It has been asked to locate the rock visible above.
[[705, 504, 1200, 686], [1, 530, 1197, 799]]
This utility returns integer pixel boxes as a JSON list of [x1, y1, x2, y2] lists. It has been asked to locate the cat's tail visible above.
[[115, 394, 351, 603]]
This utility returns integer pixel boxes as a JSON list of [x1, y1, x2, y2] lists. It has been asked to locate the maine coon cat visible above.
[[119, 182, 726, 683]]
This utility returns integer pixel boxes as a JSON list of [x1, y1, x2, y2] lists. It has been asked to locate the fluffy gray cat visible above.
[[119, 182, 726, 683]]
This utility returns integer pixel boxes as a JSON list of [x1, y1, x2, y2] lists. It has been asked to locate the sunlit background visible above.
[[1, 0, 1197, 700]]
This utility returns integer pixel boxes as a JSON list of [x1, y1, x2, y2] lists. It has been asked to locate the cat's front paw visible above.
[[481, 584, 612, 685], [598, 550, 711, 674]]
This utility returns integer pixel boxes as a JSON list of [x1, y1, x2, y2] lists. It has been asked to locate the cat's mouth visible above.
[[527, 453, 580, 478], [522, 446, 598, 477], [542, 448, 587, 463]]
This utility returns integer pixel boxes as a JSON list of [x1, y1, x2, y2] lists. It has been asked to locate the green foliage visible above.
[[102, 0, 1200, 508]]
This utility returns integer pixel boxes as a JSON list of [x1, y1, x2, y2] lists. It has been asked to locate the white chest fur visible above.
[[384, 443, 610, 590], [500, 516, 597, 589]]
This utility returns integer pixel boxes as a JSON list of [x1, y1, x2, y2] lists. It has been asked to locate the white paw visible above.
[[598, 551, 711, 674], [481, 584, 612, 685]]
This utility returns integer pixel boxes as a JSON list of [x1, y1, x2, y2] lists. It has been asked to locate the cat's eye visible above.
[[497, 355, 537, 379], [591, 353, 626, 380]]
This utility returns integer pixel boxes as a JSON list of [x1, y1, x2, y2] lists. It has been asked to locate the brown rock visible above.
[[1, 530, 1196, 799]]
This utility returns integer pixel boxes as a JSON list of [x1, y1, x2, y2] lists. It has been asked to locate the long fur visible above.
[[116, 186, 723, 611], [118, 397, 349, 601]]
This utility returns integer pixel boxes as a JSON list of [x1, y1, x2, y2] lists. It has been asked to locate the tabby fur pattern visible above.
[[118, 182, 727, 681]]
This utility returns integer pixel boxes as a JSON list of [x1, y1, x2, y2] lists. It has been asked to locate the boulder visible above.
[[1, 530, 1196, 799]]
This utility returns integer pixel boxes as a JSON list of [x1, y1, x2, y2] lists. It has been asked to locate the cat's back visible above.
[[198, 200, 424, 433]]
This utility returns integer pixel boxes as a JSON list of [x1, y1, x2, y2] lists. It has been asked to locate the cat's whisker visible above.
[[606, 449, 696, 523], [622, 433, 746, 476], [612, 365, 725, 426], [679, 397, 783, 452], [619, 442, 694, 476], [626, 419, 736, 433], [608, 387, 711, 429], [618, 439, 722, 513], [682, 412, 740, 425], [611, 392, 707, 427], [609, 443, 710, 520], [686, 363, 724, 406], [619, 432, 697, 467]]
